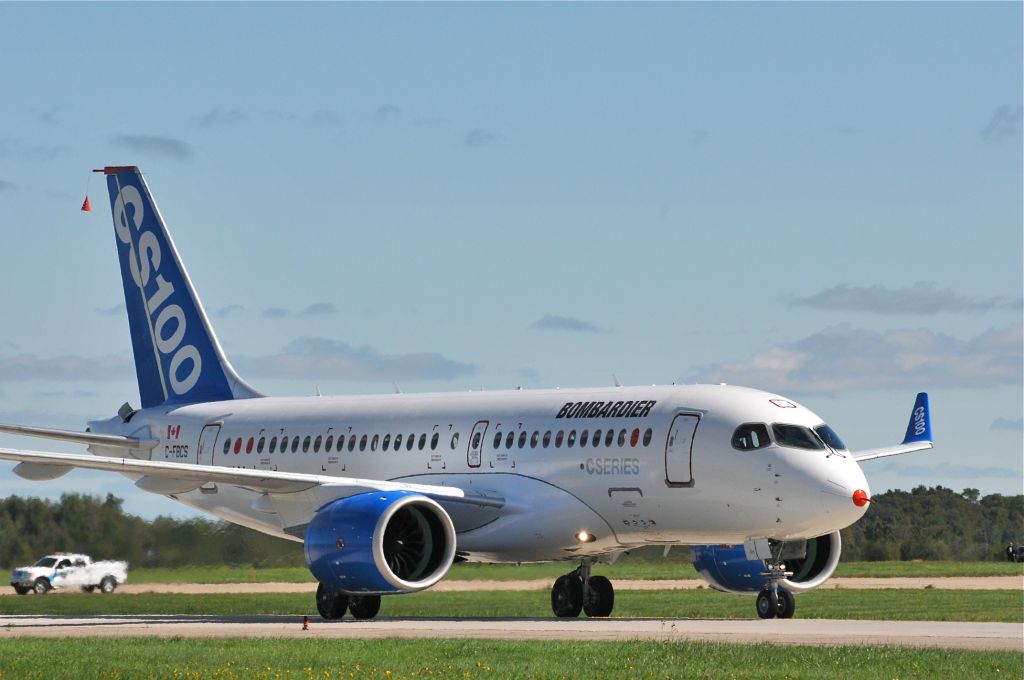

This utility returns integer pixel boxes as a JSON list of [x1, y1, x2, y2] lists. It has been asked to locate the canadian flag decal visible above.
[[167, 425, 182, 439]]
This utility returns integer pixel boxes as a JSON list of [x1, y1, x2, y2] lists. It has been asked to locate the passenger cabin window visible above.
[[579, 430, 589, 447], [406, 434, 415, 451], [472, 432, 482, 449], [303, 436, 311, 453], [543, 431, 552, 447], [359, 435, 368, 451], [493, 432, 502, 449], [324, 435, 333, 451], [643, 428, 653, 446], [371, 435, 379, 451], [314, 435, 322, 452], [269, 437, 278, 453], [291, 437, 300, 453], [732, 423, 771, 450], [604, 430, 614, 447], [394, 434, 403, 451], [280, 436, 289, 453], [382, 434, 391, 451], [418, 433, 427, 450], [349, 436, 356, 452], [430, 433, 439, 450], [450, 433, 459, 449], [518, 431, 527, 448], [554, 431, 564, 448], [257, 437, 265, 454], [567, 430, 577, 448], [617, 429, 627, 447], [505, 432, 514, 449], [593, 429, 602, 447], [223, 439, 231, 455], [772, 424, 825, 450], [530, 431, 539, 448]]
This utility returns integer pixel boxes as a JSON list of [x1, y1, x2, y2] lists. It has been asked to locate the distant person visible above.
[[1009, 542, 1016, 563]]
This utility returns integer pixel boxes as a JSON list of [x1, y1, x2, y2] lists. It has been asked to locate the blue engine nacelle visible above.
[[691, 531, 841, 594], [304, 491, 457, 595]]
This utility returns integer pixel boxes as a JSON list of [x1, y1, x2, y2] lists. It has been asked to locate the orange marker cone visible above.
[[81, 196, 92, 212], [302, 615, 309, 630]]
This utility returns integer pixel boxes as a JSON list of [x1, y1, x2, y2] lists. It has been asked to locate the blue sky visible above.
[[0, 3, 1021, 519]]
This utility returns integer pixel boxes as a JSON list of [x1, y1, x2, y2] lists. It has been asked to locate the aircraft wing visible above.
[[0, 447, 503, 508], [852, 392, 933, 462]]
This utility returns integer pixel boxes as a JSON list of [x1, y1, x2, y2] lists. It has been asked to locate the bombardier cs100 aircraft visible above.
[[0, 166, 933, 620]]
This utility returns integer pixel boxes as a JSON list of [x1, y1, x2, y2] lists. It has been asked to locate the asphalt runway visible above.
[[0, 614, 1020, 651]]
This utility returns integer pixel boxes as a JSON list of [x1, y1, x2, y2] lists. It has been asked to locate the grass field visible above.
[[126, 560, 1024, 584], [1, 588, 1020, 622], [0, 638, 1019, 680]]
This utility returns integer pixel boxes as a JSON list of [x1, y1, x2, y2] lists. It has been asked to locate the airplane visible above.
[[0, 166, 933, 620]]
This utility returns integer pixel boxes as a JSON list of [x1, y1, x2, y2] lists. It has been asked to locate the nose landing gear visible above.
[[756, 541, 796, 619], [550, 560, 615, 618]]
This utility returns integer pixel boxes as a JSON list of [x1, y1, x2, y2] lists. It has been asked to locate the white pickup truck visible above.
[[9, 553, 128, 595]]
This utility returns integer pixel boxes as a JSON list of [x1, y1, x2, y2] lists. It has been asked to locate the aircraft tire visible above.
[[551, 573, 584, 618], [315, 582, 349, 620], [776, 588, 795, 618], [582, 575, 614, 617], [349, 594, 382, 620], [33, 578, 50, 595], [755, 589, 775, 619]]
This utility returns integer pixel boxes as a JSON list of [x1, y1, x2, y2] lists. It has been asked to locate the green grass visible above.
[[2, 589, 1020, 622], [0, 638, 1019, 680], [126, 560, 1024, 584]]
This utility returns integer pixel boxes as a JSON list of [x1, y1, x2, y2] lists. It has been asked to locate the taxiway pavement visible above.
[[0, 614, 1019, 651]]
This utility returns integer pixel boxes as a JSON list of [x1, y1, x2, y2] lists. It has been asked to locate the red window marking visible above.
[[630, 428, 640, 447], [246, 438, 254, 454], [234, 438, 241, 454]]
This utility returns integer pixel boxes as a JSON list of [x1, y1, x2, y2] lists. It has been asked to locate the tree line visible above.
[[0, 486, 1020, 569]]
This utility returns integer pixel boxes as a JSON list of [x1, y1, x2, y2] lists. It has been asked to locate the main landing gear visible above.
[[756, 542, 795, 619], [315, 583, 382, 620], [551, 560, 614, 618]]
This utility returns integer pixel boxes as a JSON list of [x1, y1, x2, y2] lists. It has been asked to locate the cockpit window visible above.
[[772, 424, 825, 450], [814, 424, 847, 451], [732, 423, 771, 450]]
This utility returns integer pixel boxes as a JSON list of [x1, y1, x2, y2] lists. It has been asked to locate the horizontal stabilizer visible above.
[[0, 423, 158, 450]]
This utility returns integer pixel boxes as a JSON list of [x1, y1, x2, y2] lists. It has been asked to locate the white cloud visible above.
[[790, 283, 1021, 315], [236, 338, 474, 382], [531, 315, 602, 333], [691, 324, 1022, 394]]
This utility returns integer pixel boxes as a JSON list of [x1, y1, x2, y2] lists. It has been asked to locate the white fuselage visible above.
[[89, 383, 869, 563]]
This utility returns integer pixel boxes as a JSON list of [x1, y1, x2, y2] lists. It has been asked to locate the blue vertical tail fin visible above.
[[101, 166, 262, 408]]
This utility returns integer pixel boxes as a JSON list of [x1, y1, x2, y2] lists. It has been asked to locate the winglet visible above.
[[901, 392, 932, 445]]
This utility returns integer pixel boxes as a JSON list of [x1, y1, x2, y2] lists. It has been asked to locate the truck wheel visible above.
[[81, 585, 96, 593], [33, 578, 50, 595], [13, 586, 29, 595], [99, 576, 117, 594]]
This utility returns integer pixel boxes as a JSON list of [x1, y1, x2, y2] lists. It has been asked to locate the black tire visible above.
[[551, 573, 584, 618], [81, 585, 96, 593], [13, 586, 29, 596], [33, 578, 50, 595], [348, 595, 382, 620], [776, 588, 796, 619], [99, 576, 117, 594], [315, 582, 348, 620], [583, 575, 615, 618], [755, 589, 775, 619]]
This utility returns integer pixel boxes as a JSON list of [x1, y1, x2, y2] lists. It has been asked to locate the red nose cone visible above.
[[852, 489, 870, 507]]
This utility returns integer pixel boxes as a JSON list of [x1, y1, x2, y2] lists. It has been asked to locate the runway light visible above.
[[575, 530, 596, 543], [852, 489, 871, 507]]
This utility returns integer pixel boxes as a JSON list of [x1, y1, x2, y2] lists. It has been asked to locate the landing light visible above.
[[575, 530, 596, 543]]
